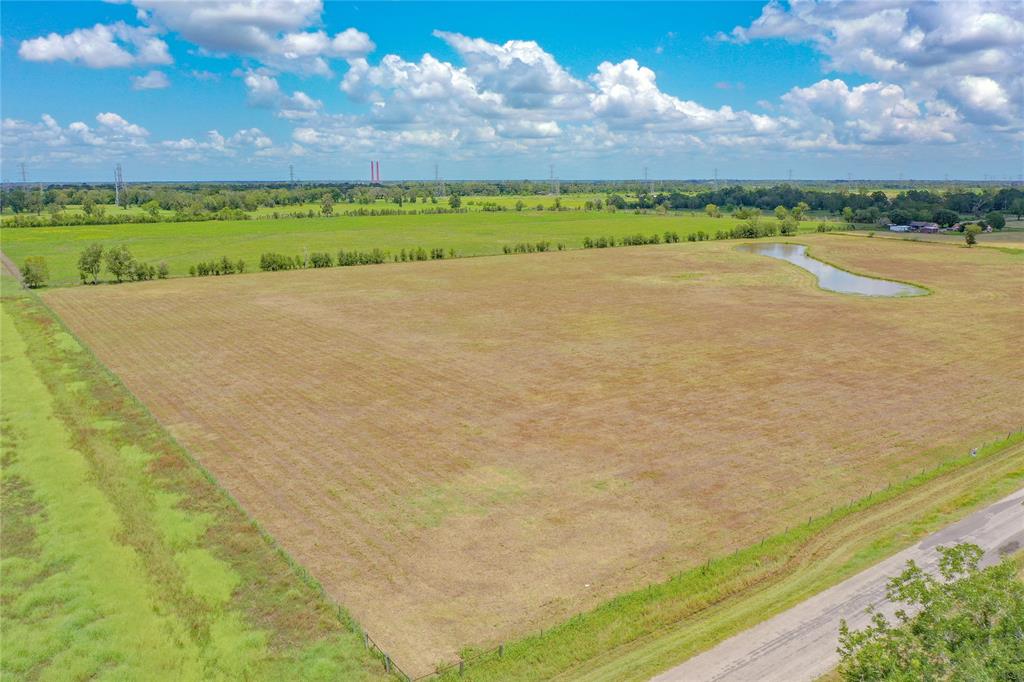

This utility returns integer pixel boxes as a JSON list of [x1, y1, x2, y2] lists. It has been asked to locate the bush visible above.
[[260, 252, 295, 271], [157, 262, 169, 279], [21, 256, 49, 288], [983, 211, 1005, 230], [309, 252, 333, 268], [129, 261, 157, 281]]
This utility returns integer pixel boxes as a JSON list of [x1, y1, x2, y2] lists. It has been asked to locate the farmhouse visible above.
[[888, 224, 910, 232], [909, 221, 940, 232]]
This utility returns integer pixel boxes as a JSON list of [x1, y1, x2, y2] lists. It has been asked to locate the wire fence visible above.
[[361, 425, 1024, 680]]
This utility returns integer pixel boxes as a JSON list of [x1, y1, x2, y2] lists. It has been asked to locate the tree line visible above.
[[76, 243, 168, 284]]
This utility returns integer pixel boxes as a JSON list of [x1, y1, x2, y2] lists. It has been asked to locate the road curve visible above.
[[651, 487, 1024, 682]]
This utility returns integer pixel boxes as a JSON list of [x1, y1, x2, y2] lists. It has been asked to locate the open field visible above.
[[2, 210, 776, 286], [0, 275, 385, 680], [41, 234, 1024, 675]]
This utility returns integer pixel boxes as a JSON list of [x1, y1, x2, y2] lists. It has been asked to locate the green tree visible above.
[[143, 200, 161, 218], [842, 206, 855, 225], [515, 199, 525, 211], [448, 194, 461, 209], [888, 208, 912, 226], [21, 256, 49, 288], [77, 243, 104, 284], [105, 245, 135, 282], [321, 193, 334, 216], [774, 205, 789, 221], [792, 201, 810, 221], [1010, 198, 1024, 220], [965, 224, 981, 247], [82, 196, 96, 216], [4, 187, 30, 213], [838, 544, 1024, 681], [983, 211, 1005, 230], [932, 208, 959, 228], [705, 203, 721, 218]]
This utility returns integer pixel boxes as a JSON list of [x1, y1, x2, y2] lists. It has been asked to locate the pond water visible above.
[[737, 243, 926, 297]]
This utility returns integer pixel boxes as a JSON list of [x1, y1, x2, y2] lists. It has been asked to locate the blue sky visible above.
[[2, 1, 1021, 181]]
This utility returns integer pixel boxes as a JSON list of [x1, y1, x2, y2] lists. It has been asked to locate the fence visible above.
[[362, 425, 1024, 680]]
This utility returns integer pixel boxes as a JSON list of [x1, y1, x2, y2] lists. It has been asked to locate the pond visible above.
[[737, 243, 927, 297]]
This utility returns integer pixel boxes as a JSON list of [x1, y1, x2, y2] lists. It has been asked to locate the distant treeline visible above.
[[3, 181, 1021, 226]]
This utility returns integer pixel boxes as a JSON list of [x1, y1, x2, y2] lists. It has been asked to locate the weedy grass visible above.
[[0, 274, 387, 680], [439, 435, 1024, 681]]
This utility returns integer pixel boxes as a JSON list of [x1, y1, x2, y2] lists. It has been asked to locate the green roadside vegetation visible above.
[[0, 274, 387, 680], [3, 210, 813, 287], [435, 434, 1024, 681]]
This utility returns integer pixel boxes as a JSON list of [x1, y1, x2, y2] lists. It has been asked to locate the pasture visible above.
[[40, 234, 1024, 675], [1, 210, 770, 286]]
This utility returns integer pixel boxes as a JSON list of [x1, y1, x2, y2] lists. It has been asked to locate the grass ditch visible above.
[[0, 275, 390, 680], [436, 432, 1024, 681]]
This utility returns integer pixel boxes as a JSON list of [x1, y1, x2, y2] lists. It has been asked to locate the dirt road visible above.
[[0, 250, 23, 281], [651, 486, 1024, 682]]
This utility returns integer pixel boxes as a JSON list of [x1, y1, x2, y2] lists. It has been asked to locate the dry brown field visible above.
[[43, 233, 1024, 675]]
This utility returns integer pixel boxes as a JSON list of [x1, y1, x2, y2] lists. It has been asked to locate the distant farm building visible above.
[[889, 224, 910, 232], [909, 221, 940, 232]]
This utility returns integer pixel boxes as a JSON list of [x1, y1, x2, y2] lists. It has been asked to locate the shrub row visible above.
[[502, 241, 565, 254], [190, 256, 246, 277], [75, 243, 168, 284], [5, 208, 249, 228]]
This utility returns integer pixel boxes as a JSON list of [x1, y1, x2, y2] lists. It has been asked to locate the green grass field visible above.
[[0, 274, 387, 680], [1, 210, 806, 287]]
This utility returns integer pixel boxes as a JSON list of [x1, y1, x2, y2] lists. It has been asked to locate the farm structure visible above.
[[42, 235, 1024, 675]]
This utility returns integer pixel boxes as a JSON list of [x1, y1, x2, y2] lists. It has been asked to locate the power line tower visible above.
[[114, 163, 127, 208], [289, 164, 295, 185], [643, 166, 653, 193], [549, 164, 559, 196], [20, 162, 27, 182], [713, 167, 718, 188], [434, 163, 446, 197]]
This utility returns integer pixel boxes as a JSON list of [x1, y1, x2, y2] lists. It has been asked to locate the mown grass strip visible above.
[[436, 433, 1024, 681]]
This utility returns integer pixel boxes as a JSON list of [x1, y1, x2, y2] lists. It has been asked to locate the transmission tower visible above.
[[20, 162, 27, 182], [644, 166, 653, 193], [289, 164, 295, 184], [549, 164, 559, 196], [114, 163, 127, 208], [713, 167, 718, 188], [434, 163, 446, 197]]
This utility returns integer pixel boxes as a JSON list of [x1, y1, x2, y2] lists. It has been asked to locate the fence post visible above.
[[499, 644, 505, 658], [385, 656, 391, 674], [459, 659, 465, 676], [363, 631, 369, 649]]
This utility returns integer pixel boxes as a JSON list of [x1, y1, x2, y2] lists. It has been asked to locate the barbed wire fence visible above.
[[362, 425, 1023, 680]]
